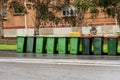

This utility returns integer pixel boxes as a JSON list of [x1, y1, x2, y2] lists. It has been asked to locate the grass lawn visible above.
[[102, 44, 120, 53], [0, 44, 17, 50], [0, 44, 120, 53], [68, 44, 120, 53]]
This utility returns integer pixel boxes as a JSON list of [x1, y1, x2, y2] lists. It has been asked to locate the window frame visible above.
[[3, 6, 7, 19], [61, 5, 76, 17]]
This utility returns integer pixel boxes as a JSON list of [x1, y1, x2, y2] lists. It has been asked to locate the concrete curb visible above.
[[0, 57, 120, 67]]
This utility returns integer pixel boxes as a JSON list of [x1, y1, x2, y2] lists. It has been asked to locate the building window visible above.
[[62, 5, 76, 17], [13, 7, 25, 16], [9, 1, 25, 15], [14, 8, 22, 14], [3, 7, 7, 19], [62, 10, 66, 16]]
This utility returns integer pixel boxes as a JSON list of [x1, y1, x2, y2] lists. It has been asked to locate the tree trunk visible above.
[[116, 2, 120, 32], [117, 14, 120, 31], [34, 14, 40, 35], [34, 18, 39, 35], [77, 11, 84, 27], [0, 19, 3, 38], [0, 1, 3, 38]]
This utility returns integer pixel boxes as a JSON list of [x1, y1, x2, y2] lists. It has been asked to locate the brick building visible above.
[[1, 0, 118, 37]]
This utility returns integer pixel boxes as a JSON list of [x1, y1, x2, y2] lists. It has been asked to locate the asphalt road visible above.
[[0, 51, 120, 80], [0, 62, 120, 80]]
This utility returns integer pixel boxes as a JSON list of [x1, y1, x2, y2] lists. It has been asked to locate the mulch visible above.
[[0, 38, 17, 45]]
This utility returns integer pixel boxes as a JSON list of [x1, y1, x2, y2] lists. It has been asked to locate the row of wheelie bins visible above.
[[17, 35, 119, 55]]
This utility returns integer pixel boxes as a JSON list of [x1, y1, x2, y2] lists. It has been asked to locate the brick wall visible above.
[[3, 26, 119, 37]]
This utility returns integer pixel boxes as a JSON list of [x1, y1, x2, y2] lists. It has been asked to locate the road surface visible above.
[[0, 58, 120, 80]]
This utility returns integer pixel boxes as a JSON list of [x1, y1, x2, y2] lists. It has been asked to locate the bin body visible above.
[[26, 36, 35, 53], [46, 37, 57, 54], [36, 36, 46, 53], [82, 37, 92, 55], [94, 37, 103, 55], [58, 37, 68, 54], [70, 37, 80, 55], [108, 38, 118, 55], [17, 36, 26, 53]]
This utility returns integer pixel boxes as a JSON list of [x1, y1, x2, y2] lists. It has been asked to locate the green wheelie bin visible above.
[[108, 36, 118, 55], [93, 34, 103, 55], [82, 36, 92, 55], [36, 35, 46, 53], [26, 36, 36, 53], [17, 36, 26, 53], [70, 36, 80, 55], [46, 36, 57, 54], [58, 36, 68, 54]]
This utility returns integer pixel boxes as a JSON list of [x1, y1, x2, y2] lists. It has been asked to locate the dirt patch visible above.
[[0, 38, 17, 45]]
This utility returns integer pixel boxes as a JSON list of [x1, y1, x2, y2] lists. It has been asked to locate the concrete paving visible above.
[[0, 51, 120, 60]]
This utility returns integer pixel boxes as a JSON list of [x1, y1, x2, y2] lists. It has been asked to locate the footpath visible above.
[[0, 50, 120, 67]]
